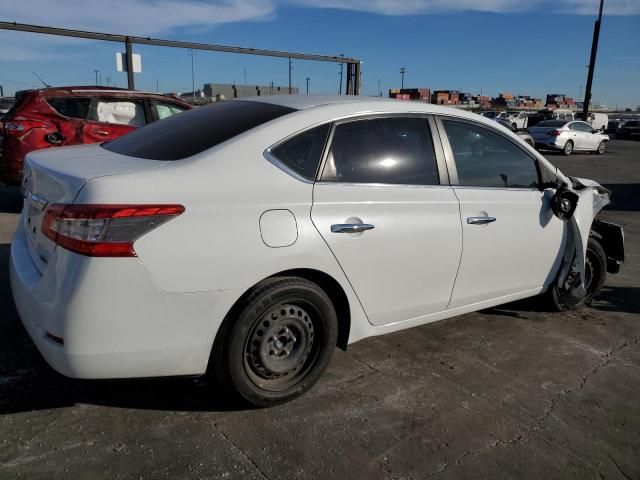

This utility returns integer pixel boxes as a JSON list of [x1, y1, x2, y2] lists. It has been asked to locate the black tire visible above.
[[563, 140, 574, 156], [597, 141, 606, 155], [212, 276, 338, 407], [512, 122, 518, 129], [549, 237, 607, 311]]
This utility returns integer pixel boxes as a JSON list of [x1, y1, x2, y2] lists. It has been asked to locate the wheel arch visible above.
[[214, 268, 352, 353]]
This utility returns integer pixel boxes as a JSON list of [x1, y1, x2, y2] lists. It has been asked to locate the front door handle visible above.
[[467, 216, 496, 225], [331, 223, 375, 233]]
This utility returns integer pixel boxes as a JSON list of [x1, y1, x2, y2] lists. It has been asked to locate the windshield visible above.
[[102, 101, 296, 160]]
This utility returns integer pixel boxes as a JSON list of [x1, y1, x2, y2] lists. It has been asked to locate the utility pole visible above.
[[94, 69, 99, 86], [190, 49, 196, 103], [288, 58, 292, 94], [105, 76, 111, 87], [306, 77, 310, 94], [338, 54, 344, 95], [583, 0, 604, 117], [400, 67, 406, 90], [125, 37, 134, 90]]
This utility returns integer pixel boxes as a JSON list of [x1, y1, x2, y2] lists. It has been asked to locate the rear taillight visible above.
[[3, 118, 46, 137], [41, 204, 185, 257], [547, 130, 562, 136]]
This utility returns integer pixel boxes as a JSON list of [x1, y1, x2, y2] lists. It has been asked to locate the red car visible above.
[[0, 86, 191, 185]]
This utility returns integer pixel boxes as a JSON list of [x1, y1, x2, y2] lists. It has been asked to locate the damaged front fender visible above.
[[552, 176, 623, 305]]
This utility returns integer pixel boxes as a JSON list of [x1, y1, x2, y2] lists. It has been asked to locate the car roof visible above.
[[239, 94, 391, 110], [238, 95, 491, 122]]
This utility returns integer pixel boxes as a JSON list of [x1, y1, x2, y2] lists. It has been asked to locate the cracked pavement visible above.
[[1, 140, 639, 479]]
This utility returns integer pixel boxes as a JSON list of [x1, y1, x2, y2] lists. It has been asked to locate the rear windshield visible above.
[[536, 120, 567, 127], [102, 101, 296, 160]]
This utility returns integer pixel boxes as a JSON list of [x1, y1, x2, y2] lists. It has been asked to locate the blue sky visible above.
[[1, 0, 639, 108]]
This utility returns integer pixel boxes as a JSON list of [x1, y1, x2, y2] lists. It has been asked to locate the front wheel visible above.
[[548, 237, 607, 311], [563, 140, 574, 155], [597, 141, 606, 154], [212, 277, 338, 407]]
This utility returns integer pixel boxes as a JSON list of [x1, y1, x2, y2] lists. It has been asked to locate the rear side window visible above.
[[151, 101, 189, 121], [442, 119, 539, 188], [270, 124, 330, 180], [102, 101, 296, 160], [89, 99, 146, 127], [321, 117, 439, 185], [46, 97, 91, 120]]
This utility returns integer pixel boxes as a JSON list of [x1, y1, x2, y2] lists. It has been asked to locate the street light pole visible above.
[[400, 67, 406, 90], [94, 69, 99, 86], [288, 58, 292, 94], [306, 77, 310, 94], [583, 0, 604, 117]]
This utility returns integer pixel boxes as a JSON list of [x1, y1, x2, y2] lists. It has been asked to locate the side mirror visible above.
[[552, 188, 579, 222]]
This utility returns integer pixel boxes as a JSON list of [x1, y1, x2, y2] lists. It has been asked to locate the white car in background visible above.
[[529, 119, 609, 155], [504, 111, 529, 130], [10, 96, 624, 406]]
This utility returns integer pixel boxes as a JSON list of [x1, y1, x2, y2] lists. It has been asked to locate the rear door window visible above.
[[321, 116, 440, 185], [46, 97, 91, 120], [102, 100, 296, 160], [270, 124, 330, 180], [89, 99, 146, 127]]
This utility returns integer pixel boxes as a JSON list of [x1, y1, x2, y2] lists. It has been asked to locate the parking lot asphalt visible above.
[[1, 140, 639, 480]]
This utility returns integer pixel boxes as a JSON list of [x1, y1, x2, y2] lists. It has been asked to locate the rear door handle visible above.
[[467, 216, 496, 225], [331, 223, 375, 233]]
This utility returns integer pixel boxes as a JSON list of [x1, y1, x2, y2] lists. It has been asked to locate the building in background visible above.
[[389, 88, 431, 101], [546, 94, 576, 109], [203, 83, 298, 100]]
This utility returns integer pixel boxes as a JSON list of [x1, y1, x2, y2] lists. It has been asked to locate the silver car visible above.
[[529, 120, 609, 155]]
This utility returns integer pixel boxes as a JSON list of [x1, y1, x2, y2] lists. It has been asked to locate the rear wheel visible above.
[[597, 141, 606, 154], [549, 237, 606, 311], [563, 140, 574, 155], [213, 277, 338, 407]]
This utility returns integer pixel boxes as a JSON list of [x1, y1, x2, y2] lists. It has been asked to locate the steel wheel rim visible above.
[[243, 302, 321, 392], [598, 142, 605, 154]]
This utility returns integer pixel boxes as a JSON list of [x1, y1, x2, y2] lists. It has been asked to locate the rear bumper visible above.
[[534, 139, 564, 150], [10, 220, 237, 379]]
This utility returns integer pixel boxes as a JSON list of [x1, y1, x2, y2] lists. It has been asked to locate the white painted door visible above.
[[438, 118, 566, 308], [311, 116, 462, 326]]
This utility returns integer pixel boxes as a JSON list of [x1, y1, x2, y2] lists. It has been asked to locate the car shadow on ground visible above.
[[486, 285, 640, 318], [602, 183, 640, 212], [0, 186, 21, 214]]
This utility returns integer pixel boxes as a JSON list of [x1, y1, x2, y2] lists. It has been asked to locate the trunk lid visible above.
[[528, 126, 561, 140], [21, 143, 168, 273]]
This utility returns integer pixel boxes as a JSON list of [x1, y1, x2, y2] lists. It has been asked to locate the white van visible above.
[[575, 112, 609, 132], [552, 109, 575, 121]]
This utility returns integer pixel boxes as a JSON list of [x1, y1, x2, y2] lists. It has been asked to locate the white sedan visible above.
[[529, 119, 609, 155], [10, 96, 624, 406]]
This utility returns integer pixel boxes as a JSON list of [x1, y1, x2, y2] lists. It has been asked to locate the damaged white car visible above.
[[10, 96, 624, 407]]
